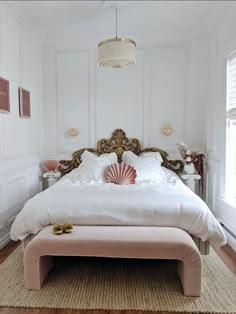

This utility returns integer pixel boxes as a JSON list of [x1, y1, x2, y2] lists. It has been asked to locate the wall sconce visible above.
[[69, 128, 78, 137], [163, 127, 172, 136]]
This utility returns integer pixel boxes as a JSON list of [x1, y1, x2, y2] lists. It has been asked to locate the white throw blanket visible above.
[[10, 170, 226, 247]]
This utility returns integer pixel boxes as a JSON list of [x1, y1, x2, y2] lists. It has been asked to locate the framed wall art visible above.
[[19, 87, 31, 118], [0, 77, 10, 113]]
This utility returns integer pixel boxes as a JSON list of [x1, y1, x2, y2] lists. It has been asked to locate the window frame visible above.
[[225, 51, 236, 202]]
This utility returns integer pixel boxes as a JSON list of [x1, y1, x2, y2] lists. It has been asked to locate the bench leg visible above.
[[24, 255, 53, 289], [177, 260, 201, 296]]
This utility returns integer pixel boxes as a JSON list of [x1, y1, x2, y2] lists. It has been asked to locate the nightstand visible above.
[[43, 171, 61, 188], [180, 173, 201, 194]]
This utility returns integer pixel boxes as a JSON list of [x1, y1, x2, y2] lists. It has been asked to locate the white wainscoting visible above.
[[43, 42, 208, 159], [27, 171, 41, 199], [96, 50, 145, 143], [148, 48, 186, 149], [0, 224, 13, 250], [43, 34, 209, 160], [0, 186, 3, 211], [0, 162, 41, 249], [57, 51, 91, 153], [6, 176, 27, 214], [206, 161, 220, 213], [0, 2, 43, 249]]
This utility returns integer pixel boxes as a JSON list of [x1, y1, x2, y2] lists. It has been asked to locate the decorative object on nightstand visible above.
[[41, 160, 61, 189], [177, 142, 205, 196]]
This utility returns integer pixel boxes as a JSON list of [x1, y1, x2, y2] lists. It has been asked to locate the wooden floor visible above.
[[0, 241, 235, 314]]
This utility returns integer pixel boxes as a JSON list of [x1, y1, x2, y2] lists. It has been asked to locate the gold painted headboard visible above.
[[59, 129, 184, 175]]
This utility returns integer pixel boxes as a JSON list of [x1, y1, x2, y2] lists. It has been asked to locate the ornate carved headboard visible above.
[[59, 129, 184, 175]]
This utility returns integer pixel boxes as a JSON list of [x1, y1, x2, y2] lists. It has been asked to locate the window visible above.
[[226, 52, 236, 200]]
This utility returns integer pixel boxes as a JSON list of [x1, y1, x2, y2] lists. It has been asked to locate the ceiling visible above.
[[15, 1, 236, 41]]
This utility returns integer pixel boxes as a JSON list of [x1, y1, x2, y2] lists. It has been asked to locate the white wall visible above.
[[43, 36, 209, 161], [0, 2, 235, 250], [4, 1, 235, 250], [0, 3, 212, 249], [0, 3, 43, 248], [206, 10, 236, 239]]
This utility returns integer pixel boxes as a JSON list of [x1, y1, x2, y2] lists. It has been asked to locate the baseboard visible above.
[[0, 217, 15, 250], [218, 218, 236, 251], [0, 233, 11, 250], [226, 232, 236, 251]]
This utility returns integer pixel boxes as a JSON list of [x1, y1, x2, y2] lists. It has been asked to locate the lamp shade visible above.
[[98, 38, 136, 68]]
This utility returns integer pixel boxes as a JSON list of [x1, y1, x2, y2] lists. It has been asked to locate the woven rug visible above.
[[0, 247, 235, 313]]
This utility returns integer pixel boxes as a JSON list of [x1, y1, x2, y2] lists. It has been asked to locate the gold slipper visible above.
[[63, 223, 74, 233], [53, 224, 64, 235]]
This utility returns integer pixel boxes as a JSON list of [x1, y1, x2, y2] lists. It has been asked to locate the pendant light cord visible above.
[[115, 8, 118, 38]]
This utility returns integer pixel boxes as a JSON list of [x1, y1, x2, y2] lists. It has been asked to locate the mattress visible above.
[[11, 167, 226, 247]]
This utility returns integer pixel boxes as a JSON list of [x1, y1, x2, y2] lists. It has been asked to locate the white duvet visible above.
[[10, 168, 226, 247]]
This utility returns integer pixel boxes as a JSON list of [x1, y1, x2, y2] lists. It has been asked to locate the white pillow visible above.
[[139, 151, 163, 163], [122, 151, 166, 182], [70, 150, 118, 183], [161, 167, 180, 185]]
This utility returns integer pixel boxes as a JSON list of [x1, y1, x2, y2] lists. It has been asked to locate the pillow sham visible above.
[[70, 150, 118, 183], [122, 151, 166, 182], [139, 151, 163, 163], [161, 166, 180, 185], [104, 163, 137, 185]]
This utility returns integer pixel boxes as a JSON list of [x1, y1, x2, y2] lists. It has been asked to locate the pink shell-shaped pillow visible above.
[[104, 163, 137, 185]]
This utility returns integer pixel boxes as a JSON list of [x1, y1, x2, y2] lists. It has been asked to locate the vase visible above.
[[184, 162, 195, 174]]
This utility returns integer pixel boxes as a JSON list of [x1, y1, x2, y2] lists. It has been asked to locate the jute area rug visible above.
[[0, 247, 235, 313]]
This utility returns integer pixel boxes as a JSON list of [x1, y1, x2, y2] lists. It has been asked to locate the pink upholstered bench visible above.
[[24, 226, 202, 296]]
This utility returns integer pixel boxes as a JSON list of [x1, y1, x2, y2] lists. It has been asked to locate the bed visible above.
[[10, 129, 226, 253]]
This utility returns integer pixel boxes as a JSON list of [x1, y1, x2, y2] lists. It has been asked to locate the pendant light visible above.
[[98, 8, 136, 68]]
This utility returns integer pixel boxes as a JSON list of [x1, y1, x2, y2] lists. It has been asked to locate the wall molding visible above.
[[142, 48, 150, 147], [0, 157, 40, 177], [93, 49, 98, 145], [0, 231, 11, 250], [0, 4, 43, 249], [0, 166, 41, 249], [94, 49, 145, 143], [89, 51, 95, 147], [206, 169, 216, 212], [0, 185, 3, 212], [44, 37, 208, 157], [0, 216, 15, 250], [140, 50, 146, 145], [56, 50, 92, 154], [207, 158, 221, 166], [147, 46, 186, 149]]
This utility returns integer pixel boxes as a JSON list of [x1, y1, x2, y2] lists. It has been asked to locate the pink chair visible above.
[[41, 160, 60, 172]]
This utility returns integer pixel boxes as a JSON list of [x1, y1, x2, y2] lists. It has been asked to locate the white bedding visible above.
[[10, 168, 226, 247]]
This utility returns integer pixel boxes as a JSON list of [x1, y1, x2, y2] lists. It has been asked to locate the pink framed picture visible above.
[[19, 87, 31, 118], [0, 77, 10, 113]]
